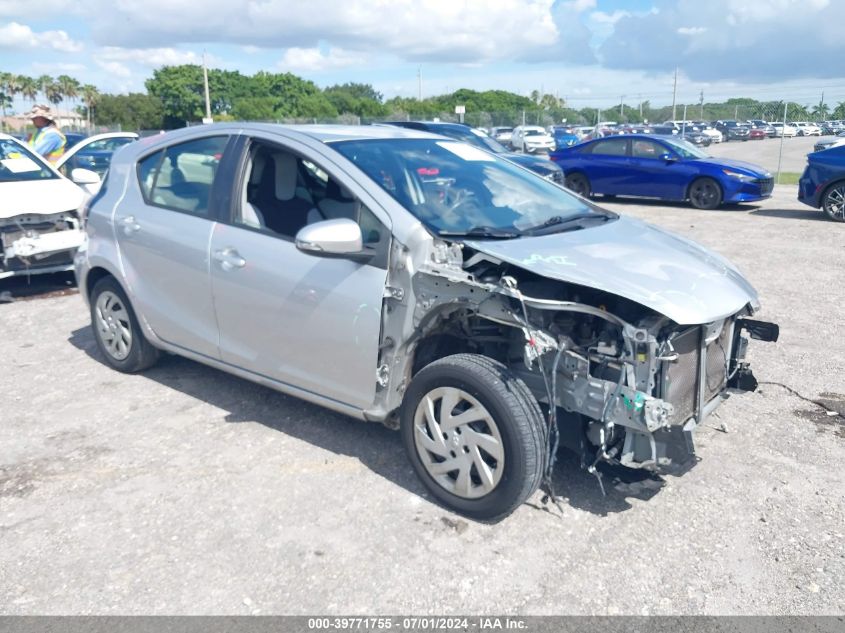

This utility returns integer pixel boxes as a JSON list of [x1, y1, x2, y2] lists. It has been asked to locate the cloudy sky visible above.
[[1, 0, 844, 108]]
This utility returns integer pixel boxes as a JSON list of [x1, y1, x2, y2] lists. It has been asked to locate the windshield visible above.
[[524, 130, 545, 136], [661, 137, 709, 159], [0, 138, 56, 183], [440, 127, 508, 154], [333, 138, 607, 237]]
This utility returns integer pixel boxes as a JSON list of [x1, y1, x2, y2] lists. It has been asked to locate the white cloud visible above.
[[599, 0, 845, 81], [677, 26, 707, 35], [278, 47, 364, 73], [31, 62, 87, 73], [0, 21, 83, 52], [78, 0, 588, 65], [99, 47, 206, 67], [95, 60, 132, 78]]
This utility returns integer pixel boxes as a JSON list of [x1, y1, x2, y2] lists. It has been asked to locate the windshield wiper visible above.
[[437, 225, 521, 239], [521, 213, 613, 236]]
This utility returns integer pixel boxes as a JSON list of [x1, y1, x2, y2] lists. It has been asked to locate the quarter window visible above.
[[137, 136, 228, 216]]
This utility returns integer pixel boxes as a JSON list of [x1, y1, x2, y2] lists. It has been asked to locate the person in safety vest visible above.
[[26, 104, 66, 163]]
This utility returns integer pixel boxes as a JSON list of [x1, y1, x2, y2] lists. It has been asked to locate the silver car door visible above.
[[208, 134, 390, 410], [115, 134, 232, 359]]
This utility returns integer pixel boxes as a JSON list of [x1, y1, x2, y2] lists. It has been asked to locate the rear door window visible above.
[[137, 136, 228, 216], [590, 139, 628, 156]]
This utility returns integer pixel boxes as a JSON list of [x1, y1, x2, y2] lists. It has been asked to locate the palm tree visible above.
[[57, 74, 80, 111], [36, 74, 53, 102], [18, 75, 38, 105], [833, 101, 845, 120], [45, 81, 63, 107], [811, 100, 830, 120], [0, 72, 11, 126], [81, 84, 99, 128]]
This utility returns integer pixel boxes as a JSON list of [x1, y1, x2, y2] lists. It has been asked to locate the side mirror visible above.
[[70, 168, 100, 185], [295, 218, 373, 261], [661, 153, 677, 162]]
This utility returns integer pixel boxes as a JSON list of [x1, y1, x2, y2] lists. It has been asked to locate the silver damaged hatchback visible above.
[[75, 124, 779, 521]]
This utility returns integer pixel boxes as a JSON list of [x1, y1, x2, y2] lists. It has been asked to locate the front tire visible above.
[[565, 172, 591, 198], [401, 354, 546, 522], [90, 276, 160, 372], [822, 181, 845, 222], [689, 177, 722, 210]]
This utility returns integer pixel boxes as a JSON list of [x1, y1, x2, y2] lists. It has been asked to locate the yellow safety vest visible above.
[[28, 126, 67, 163]]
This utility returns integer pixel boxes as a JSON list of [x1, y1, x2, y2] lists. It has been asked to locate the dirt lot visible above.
[[1, 183, 844, 615]]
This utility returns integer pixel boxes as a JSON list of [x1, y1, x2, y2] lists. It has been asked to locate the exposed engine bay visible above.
[[369, 236, 779, 485], [0, 211, 83, 279]]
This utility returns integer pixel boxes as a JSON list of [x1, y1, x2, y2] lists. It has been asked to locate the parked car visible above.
[[747, 120, 776, 137], [814, 137, 845, 153], [74, 123, 777, 520], [550, 134, 773, 209], [378, 121, 563, 182], [490, 126, 513, 144], [712, 120, 751, 142], [798, 144, 845, 222], [682, 131, 713, 146], [791, 122, 821, 136], [56, 132, 138, 179], [0, 133, 101, 280], [690, 122, 723, 143], [550, 126, 580, 150], [510, 125, 555, 153], [771, 122, 797, 137], [748, 128, 767, 140]]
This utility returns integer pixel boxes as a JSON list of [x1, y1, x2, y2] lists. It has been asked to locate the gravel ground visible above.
[[1, 185, 844, 616], [705, 134, 819, 174]]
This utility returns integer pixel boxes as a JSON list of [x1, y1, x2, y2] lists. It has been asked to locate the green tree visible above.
[[56, 74, 80, 111], [18, 75, 38, 104], [833, 101, 845, 120], [36, 74, 52, 101], [324, 83, 387, 118], [94, 93, 163, 130], [811, 100, 830, 120], [81, 84, 100, 127], [45, 81, 63, 106]]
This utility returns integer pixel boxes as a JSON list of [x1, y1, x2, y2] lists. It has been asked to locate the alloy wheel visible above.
[[413, 386, 504, 499], [824, 184, 845, 221], [94, 290, 133, 361]]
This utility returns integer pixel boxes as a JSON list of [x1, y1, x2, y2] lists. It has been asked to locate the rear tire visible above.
[[89, 276, 160, 373], [688, 177, 722, 210], [400, 354, 546, 522], [565, 173, 591, 198], [821, 181, 845, 222]]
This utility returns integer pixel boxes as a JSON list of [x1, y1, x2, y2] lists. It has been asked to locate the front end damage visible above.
[[368, 234, 778, 485], [0, 211, 84, 279]]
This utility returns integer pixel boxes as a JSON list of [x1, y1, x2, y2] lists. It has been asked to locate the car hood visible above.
[[464, 215, 759, 325], [0, 178, 85, 218], [693, 157, 770, 176]]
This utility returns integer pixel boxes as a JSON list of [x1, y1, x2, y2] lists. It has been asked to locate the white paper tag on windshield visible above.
[[437, 141, 495, 162], [1, 156, 42, 173]]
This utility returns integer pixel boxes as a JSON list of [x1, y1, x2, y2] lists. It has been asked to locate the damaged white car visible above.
[[74, 124, 778, 521], [0, 133, 100, 280]]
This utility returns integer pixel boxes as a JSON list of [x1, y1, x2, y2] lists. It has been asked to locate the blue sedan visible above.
[[550, 134, 773, 209], [798, 144, 845, 222]]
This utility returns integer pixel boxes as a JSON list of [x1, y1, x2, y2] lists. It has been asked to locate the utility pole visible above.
[[417, 67, 422, 101], [202, 51, 212, 124], [734, 104, 738, 120], [620, 95, 624, 118], [671, 67, 678, 120], [776, 102, 788, 184], [699, 89, 704, 120], [638, 94, 643, 118]]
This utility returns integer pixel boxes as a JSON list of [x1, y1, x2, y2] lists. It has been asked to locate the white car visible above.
[[0, 132, 119, 280], [55, 132, 138, 191], [490, 126, 514, 144], [771, 123, 797, 137], [791, 122, 821, 136], [688, 122, 723, 143], [510, 125, 555, 153]]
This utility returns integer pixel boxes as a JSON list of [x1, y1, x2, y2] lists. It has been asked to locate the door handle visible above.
[[213, 247, 246, 272], [119, 215, 141, 236]]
